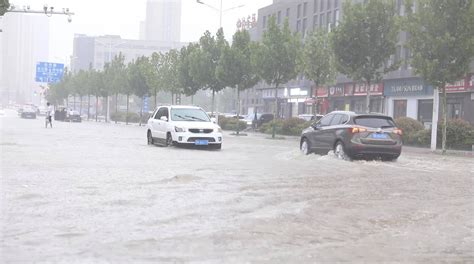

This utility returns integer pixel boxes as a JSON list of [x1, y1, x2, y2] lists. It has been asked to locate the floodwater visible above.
[[1, 109, 473, 263]]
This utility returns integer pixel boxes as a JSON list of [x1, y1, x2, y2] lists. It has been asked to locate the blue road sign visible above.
[[35, 62, 65, 84], [143, 97, 149, 112]]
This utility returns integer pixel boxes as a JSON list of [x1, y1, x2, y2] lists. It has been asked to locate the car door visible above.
[[151, 107, 166, 140], [308, 114, 334, 151], [320, 114, 344, 150], [158, 107, 170, 138]]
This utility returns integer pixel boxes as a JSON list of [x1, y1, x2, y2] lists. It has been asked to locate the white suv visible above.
[[146, 105, 223, 149]]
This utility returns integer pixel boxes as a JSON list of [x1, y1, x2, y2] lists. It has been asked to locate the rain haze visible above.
[[7, 0, 272, 63], [1, 0, 473, 263]]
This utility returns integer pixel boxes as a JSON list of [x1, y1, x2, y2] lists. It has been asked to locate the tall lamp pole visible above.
[[195, 0, 244, 122]]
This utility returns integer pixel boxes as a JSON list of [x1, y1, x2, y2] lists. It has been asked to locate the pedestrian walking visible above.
[[45, 102, 53, 128]]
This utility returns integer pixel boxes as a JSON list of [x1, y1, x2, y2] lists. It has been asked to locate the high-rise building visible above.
[[0, 13, 49, 105], [144, 0, 182, 43], [72, 34, 185, 73]]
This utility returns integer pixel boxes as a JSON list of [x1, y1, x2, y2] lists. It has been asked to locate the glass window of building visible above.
[[393, 100, 407, 119], [335, 9, 340, 26], [303, 2, 308, 17], [320, 0, 324, 12], [297, 4, 301, 18], [297, 20, 301, 32], [263, 16, 267, 28], [418, 99, 433, 123], [313, 15, 318, 29], [277, 11, 281, 24], [314, 0, 318, 13], [302, 18, 307, 37], [319, 13, 325, 29], [286, 8, 290, 17], [327, 0, 331, 10]]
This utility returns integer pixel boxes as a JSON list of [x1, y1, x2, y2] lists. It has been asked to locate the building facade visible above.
[[0, 13, 49, 106], [247, 0, 474, 125], [72, 35, 185, 73], [144, 0, 181, 43]]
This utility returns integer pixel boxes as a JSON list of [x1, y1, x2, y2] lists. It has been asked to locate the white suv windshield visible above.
[[171, 108, 210, 122]]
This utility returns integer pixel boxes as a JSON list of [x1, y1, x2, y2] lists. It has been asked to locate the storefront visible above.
[[384, 78, 434, 127], [444, 73, 474, 125], [342, 82, 384, 113], [306, 87, 330, 115]]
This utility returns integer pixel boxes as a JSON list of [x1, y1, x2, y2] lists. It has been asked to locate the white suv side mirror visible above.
[[211, 117, 217, 124], [160, 116, 168, 122]]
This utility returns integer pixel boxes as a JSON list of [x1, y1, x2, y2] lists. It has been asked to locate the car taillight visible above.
[[351, 127, 367, 133], [393, 128, 403, 135]]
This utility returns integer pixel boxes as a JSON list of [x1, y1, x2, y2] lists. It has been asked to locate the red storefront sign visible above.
[[328, 86, 344, 97], [315, 87, 329, 98], [446, 79, 466, 93], [343, 83, 384, 96], [445, 73, 474, 92]]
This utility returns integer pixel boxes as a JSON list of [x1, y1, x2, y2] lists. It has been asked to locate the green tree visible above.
[[332, 0, 399, 113], [130, 56, 151, 125], [90, 69, 106, 122], [217, 29, 259, 134], [178, 43, 202, 104], [252, 16, 301, 138], [106, 53, 127, 119], [301, 29, 337, 115], [161, 49, 181, 104], [0, 0, 10, 16], [404, 0, 474, 154], [190, 29, 228, 115], [149, 52, 165, 108]]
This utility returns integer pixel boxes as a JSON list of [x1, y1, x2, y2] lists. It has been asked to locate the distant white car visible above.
[[147, 105, 223, 149]]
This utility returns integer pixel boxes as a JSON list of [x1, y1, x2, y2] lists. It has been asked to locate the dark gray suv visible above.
[[300, 111, 402, 161]]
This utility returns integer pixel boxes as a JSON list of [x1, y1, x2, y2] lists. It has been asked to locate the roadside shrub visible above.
[[218, 116, 246, 131], [395, 117, 425, 145], [411, 119, 474, 150], [110, 112, 141, 123], [111, 112, 125, 122], [127, 113, 140, 123], [439, 119, 474, 149], [259, 118, 312, 136]]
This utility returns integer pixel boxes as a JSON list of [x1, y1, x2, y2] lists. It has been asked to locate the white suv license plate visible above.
[[195, 140, 209, 146]]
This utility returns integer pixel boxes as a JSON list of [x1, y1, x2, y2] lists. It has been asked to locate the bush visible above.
[[259, 118, 312, 136], [410, 119, 474, 150], [110, 112, 140, 123], [395, 117, 425, 145], [218, 116, 246, 131]]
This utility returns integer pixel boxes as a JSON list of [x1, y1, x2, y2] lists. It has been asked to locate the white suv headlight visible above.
[[215, 127, 222, 133], [175, 126, 186, 132]]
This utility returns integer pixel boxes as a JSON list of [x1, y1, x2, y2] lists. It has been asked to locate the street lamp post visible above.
[[195, 0, 244, 122]]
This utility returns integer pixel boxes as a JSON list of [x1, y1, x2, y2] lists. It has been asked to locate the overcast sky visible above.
[[9, 0, 272, 63]]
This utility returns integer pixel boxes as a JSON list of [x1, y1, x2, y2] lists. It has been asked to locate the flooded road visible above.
[[1, 110, 473, 263]]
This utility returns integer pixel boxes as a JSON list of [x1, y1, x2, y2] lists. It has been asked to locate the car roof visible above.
[[159, 105, 201, 110]]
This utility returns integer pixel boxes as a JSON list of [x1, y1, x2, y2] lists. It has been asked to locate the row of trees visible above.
[[47, 0, 473, 151]]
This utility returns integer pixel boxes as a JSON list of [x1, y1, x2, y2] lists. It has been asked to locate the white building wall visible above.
[[145, 0, 181, 43], [1, 13, 49, 105], [386, 95, 433, 120]]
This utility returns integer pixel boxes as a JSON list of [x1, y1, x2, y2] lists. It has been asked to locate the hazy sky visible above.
[[9, 0, 272, 63]]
